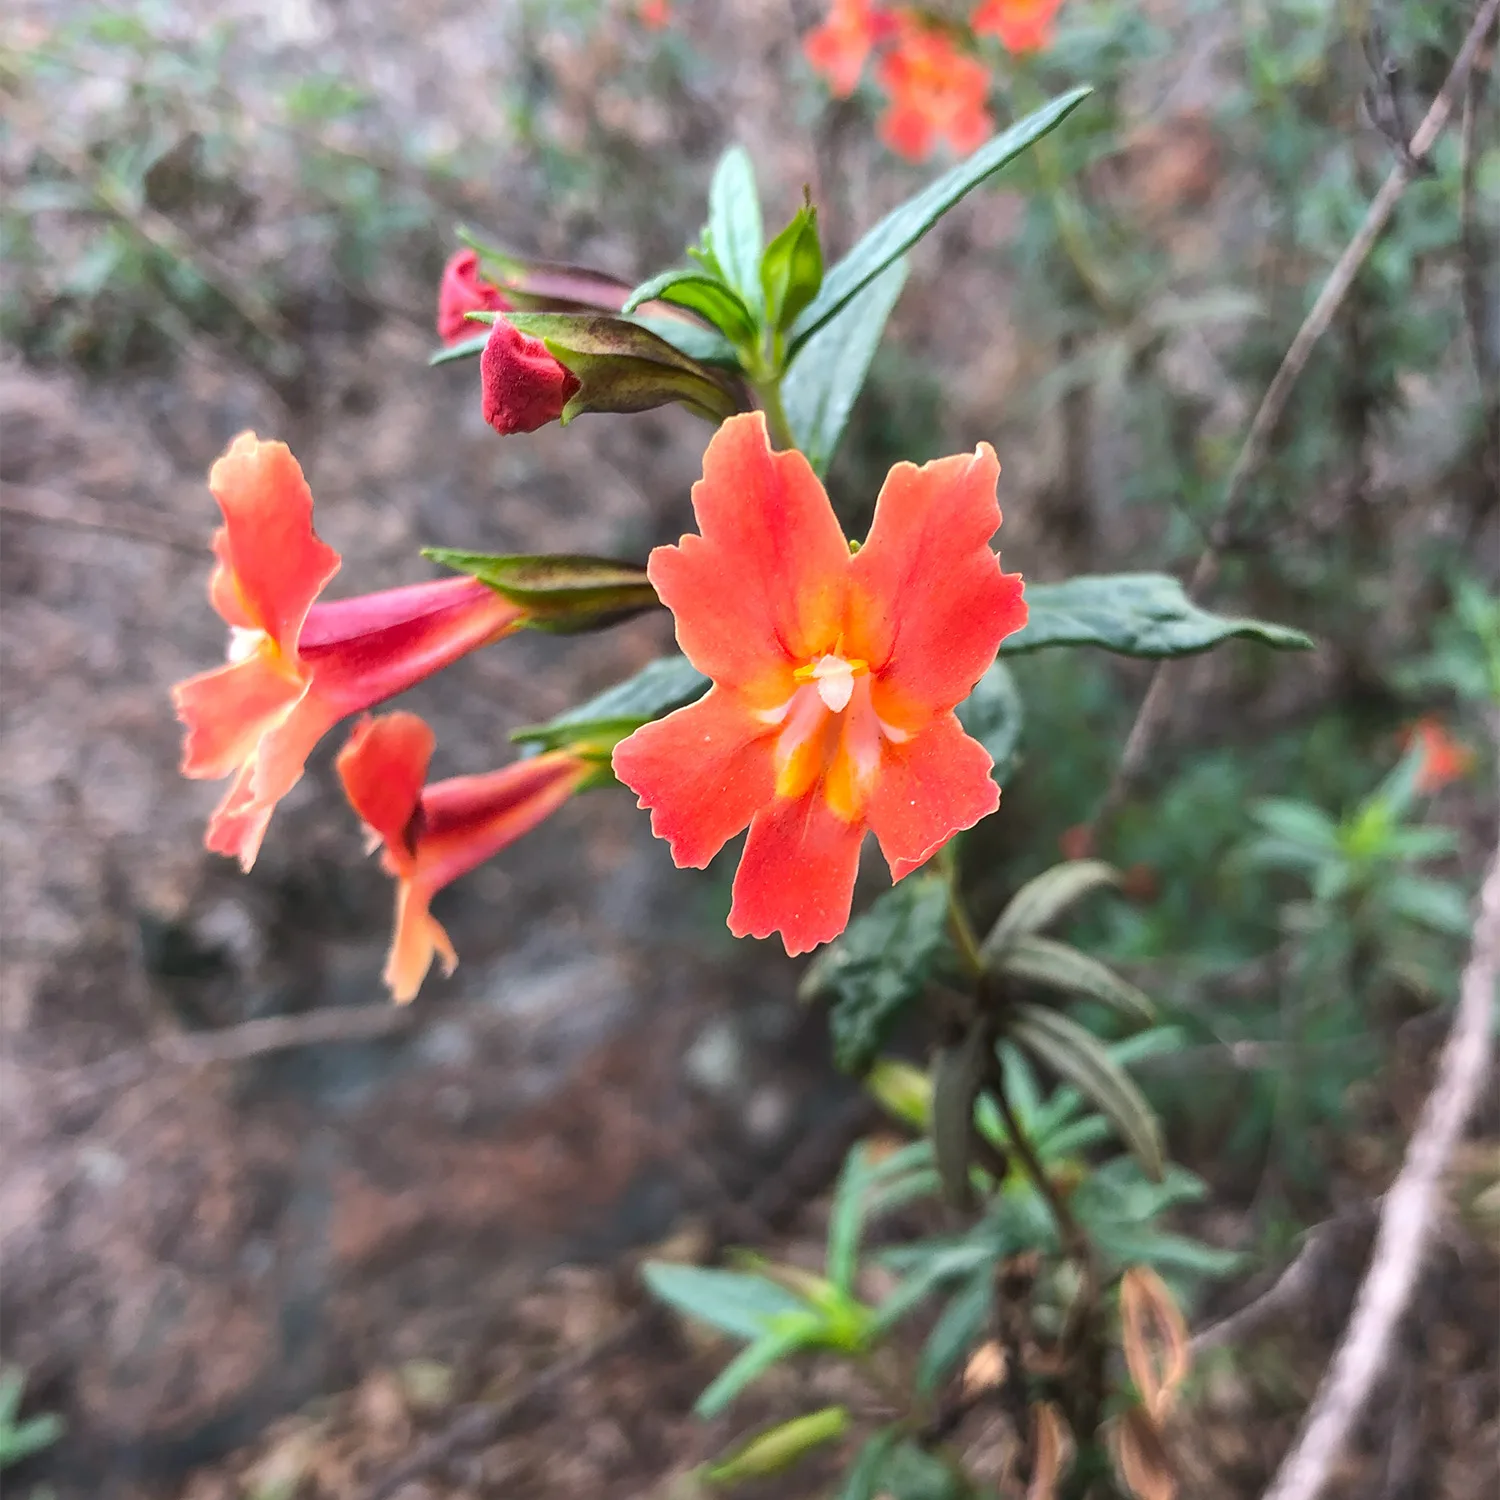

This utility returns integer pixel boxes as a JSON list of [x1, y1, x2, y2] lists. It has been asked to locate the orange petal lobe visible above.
[[208, 434, 340, 650], [729, 793, 865, 955], [866, 712, 999, 880], [851, 444, 1025, 720], [649, 413, 851, 703], [336, 712, 434, 869], [384, 881, 458, 1005], [612, 687, 778, 869], [174, 655, 304, 782]]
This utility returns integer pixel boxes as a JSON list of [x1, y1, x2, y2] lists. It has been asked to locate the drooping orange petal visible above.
[[207, 434, 340, 651], [729, 791, 865, 955], [648, 412, 851, 704], [612, 687, 779, 869], [174, 654, 305, 781], [866, 711, 999, 879], [336, 712, 434, 869], [384, 880, 459, 1005], [203, 763, 274, 868], [850, 444, 1026, 722]]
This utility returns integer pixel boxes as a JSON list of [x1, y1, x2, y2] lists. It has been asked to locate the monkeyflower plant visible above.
[[172, 107, 1313, 1498]]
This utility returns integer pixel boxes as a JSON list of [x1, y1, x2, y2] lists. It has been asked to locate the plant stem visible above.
[[756, 375, 796, 451], [938, 845, 985, 979]]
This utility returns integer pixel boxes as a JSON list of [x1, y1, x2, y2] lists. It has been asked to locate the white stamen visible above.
[[227, 626, 269, 663], [810, 655, 856, 713]]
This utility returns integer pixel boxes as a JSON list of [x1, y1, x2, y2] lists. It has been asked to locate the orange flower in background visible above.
[[877, 20, 994, 162], [1403, 717, 1476, 794], [436, 249, 511, 345], [804, 0, 896, 98], [971, 0, 1064, 54], [338, 713, 594, 1002], [174, 437, 525, 870], [612, 412, 1027, 956], [481, 316, 582, 435], [635, 0, 671, 27]]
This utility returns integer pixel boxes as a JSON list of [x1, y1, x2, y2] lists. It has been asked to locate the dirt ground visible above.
[[1, 1, 1496, 1497]]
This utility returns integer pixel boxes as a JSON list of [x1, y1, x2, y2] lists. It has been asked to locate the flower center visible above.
[[793, 645, 868, 714]]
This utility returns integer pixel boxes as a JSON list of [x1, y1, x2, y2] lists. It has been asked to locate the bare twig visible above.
[[0, 484, 205, 556], [45, 1003, 422, 1102], [1257, 743, 1500, 1500], [1097, 0, 1500, 830], [1190, 1203, 1379, 1357]]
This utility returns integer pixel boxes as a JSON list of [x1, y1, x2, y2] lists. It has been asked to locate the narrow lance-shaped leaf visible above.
[[695, 1315, 824, 1418], [707, 145, 765, 314], [931, 1022, 990, 1211], [622, 267, 758, 347], [916, 1267, 993, 1395], [704, 1407, 851, 1484], [1009, 1004, 1164, 1181], [511, 654, 709, 751], [982, 860, 1121, 958], [789, 87, 1092, 352], [423, 550, 657, 633], [1002, 575, 1312, 657], [783, 257, 908, 477], [991, 936, 1156, 1026], [640, 1262, 808, 1343]]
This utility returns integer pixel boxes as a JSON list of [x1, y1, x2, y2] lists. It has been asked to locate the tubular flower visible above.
[[1403, 717, 1476, 794], [971, 0, 1064, 54], [876, 21, 994, 162], [437, 249, 512, 345], [337, 713, 594, 1002], [481, 316, 581, 435], [612, 412, 1027, 956], [804, 0, 895, 98], [173, 435, 525, 870]]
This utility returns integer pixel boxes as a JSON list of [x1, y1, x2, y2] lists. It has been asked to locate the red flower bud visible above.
[[480, 316, 581, 435], [436, 250, 511, 345]]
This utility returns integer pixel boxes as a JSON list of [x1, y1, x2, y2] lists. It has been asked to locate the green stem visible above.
[[756, 375, 796, 451], [937, 844, 984, 979]]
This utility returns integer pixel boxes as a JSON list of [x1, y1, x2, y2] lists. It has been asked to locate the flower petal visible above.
[[729, 792, 865, 955], [203, 764, 275, 869], [612, 687, 777, 869], [849, 444, 1026, 721], [648, 412, 851, 704], [866, 711, 999, 880], [208, 434, 341, 651], [481, 316, 580, 434], [174, 654, 304, 782], [336, 712, 435, 867], [385, 880, 458, 1004]]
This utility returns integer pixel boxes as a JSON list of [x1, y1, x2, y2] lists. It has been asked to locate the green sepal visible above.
[[760, 198, 823, 335], [422, 548, 658, 633], [511, 654, 708, 752]]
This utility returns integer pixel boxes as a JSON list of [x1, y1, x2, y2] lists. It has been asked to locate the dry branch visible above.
[[1257, 743, 1500, 1500], [1098, 0, 1500, 829]]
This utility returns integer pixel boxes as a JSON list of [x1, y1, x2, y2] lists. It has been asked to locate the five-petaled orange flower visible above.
[[173, 436, 525, 870], [338, 712, 595, 1002], [612, 412, 1026, 956], [803, 0, 896, 98], [971, 0, 1064, 54], [877, 20, 994, 162], [1403, 716, 1476, 794], [436, 249, 511, 346]]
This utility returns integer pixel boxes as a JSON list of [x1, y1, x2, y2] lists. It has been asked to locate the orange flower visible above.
[[636, 0, 671, 27], [876, 21, 994, 162], [612, 412, 1027, 955], [804, 0, 896, 98], [173, 436, 525, 870], [338, 713, 594, 1002], [1403, 717, 1476, 794], [436, 249, 512, 345], [971, 0, 1063, 54]]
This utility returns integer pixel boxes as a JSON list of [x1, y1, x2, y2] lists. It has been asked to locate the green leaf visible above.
[[422, 550, 657, 633], [800, 876, 951, 1074], [782, 257, 908, 476], [954, 660, 1024, 784], [511, 654, 708, 751], [0, 1410, 63, 1467], [982, 860, 1120, 958], [1009, 1004, 1164, 1180], [916, 1267, 992, 1395], [879, 1442, 969, 1500], [428, 331, 489, 366], [707, 146, 765, 314], [504, 312, 741, 423], [641, 1263, 808, 1343], [695, 1316, 823, 1417], [1385, 875, 1472, 936], [1251, 798, 1341, 850], [991, 936, 1156, 1025], [630, 314, 740, 366], [1002, 575, 1313, 657], [789, 88, 1092, 352], [622, 268, 758, 346], [704, 1406, 850, 1483], [840, 1429, 902, 1500], [873, 1241, 998, 1337], [1385, 825, 1463, 862], [826, 1143, 872, 1294], [931, 1023, 990, 1211], [760, 202, 824, 334]]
